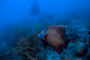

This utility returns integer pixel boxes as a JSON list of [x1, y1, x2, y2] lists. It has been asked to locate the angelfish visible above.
[[38, 25, 70, 54]]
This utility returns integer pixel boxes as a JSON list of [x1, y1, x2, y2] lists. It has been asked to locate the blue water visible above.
[[0, 0, 90, 60]]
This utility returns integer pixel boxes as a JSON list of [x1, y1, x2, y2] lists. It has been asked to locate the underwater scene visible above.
[[0, 0, 90, 60]]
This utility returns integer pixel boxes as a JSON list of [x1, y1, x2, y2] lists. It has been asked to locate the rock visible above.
[[75, 42, 88, 56]]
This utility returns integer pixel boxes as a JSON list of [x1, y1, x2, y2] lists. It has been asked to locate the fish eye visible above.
[[41, 32, 42, 34]]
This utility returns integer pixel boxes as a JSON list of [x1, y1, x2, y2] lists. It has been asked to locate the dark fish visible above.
[[38, 25, 70, 54]]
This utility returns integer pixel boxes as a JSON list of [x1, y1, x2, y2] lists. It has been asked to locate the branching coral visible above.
[[9, 33, 44, 60]]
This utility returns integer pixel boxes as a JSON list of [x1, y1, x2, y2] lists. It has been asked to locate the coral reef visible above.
[[0, 23, 90, 60], [0, 8, 90, 60], [0, 33, 46, 60], [10, 33, 45, 60]]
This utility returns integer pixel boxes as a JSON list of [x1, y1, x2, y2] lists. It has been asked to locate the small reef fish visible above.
[[38, 25, 70, 54]]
